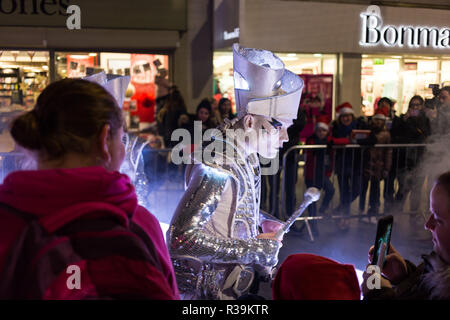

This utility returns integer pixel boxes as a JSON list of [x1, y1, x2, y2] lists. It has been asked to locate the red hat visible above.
[[373, 107, 388, 121], [336, 102, 355, 117], [273, 253, 361, 300], [315, 115, 330, 131]]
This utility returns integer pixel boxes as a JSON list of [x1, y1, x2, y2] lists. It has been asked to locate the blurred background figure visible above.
[[218, 97, 236, 122], [359, 107, 392, 224], [331, 102, 370, 230], [303, 115, 335, 236], [156, 86, 188, 148], [390, 95, 430, 215]]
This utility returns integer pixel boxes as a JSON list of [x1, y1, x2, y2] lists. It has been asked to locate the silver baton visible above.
[[275, 187, 321, 239]]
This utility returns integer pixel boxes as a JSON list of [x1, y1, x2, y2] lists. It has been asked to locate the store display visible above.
[[0, 68, 22, 105]]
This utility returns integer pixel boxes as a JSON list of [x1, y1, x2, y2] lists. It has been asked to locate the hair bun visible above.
[[10, 111, 41, 150]]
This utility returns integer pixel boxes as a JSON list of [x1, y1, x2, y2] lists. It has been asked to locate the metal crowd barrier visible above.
[[278, 143, 429, 241], [1, 143, 432, 242]]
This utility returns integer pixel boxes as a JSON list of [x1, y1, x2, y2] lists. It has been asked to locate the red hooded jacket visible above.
[[0, 166, 179, 299]]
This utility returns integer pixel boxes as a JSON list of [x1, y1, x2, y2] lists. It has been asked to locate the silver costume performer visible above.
[[167, 44, 304, 300]]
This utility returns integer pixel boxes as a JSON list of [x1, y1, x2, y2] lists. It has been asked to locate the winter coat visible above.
[[390, 112, 430, 171], [364, 127, 392, 180], [304, 134, 334, 186], [0, 166, 179, 299], [365, 252, 450, 300], [331, 117, 370, 176]]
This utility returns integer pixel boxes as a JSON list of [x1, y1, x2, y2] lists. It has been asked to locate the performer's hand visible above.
[[261, 220, 284, 234], [257, 232, 283, 242]]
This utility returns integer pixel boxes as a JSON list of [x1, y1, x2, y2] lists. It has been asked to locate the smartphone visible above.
[[371, 215, 394, 267]]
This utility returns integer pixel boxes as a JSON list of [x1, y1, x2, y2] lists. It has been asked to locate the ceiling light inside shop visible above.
[[89, 53, 97, 56], [69, 55, 89, 59], [287, 53, 297, 57], [313, 53, 322, 57], [42, 65, 48, 70]]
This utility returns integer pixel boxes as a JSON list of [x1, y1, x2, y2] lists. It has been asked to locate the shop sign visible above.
[[360, 5, 450, 49], [214, 0, 239, 49], [224, 27, 239, 41], [0, 0, 70, 15], [404, 62, 418, 71]]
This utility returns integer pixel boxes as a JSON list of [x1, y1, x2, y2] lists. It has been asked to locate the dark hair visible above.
[[218, 98, 231, 113], [165, 86, 187, 113], [435, 171, 450, 199], [440, 86, 450, 95], [196, 98, 212, 114], [408, 95, 424, 109], [10, 78, 123, 161], [377, 97, 393, 108]]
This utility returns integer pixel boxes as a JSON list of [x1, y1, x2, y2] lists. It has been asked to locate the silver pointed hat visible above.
[[83, 71, 130, 108], [233, 43, 304, 120]]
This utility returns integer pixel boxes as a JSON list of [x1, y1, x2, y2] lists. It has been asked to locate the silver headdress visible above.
[[233, 43, 304, 120]]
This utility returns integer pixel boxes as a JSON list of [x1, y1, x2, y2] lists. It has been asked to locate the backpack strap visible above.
[[0, 202, 43, 299]]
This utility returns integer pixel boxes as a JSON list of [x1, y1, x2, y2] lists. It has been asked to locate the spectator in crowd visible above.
[[219, 97, 236, 122], [362, 171, 450, 300], [331, 102, 371, 230], [187, 98, 217, 136], [303, 115, 335, 236], [209, 97, 222, 127], [436, 86, 450, 136], [156, 86, 189, 148], [273, 253, 361, 300], [0, 79, 179, 299], [382, 97, 407, 213], [359, 108, 392, 224], [154, 67, 171, 116], [391, 96, 431, 214]]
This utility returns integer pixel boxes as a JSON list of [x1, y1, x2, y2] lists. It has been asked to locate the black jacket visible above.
[[364, 252, 450, 300]]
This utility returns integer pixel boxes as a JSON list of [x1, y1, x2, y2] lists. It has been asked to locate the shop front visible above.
[[0, 0, 186, 144], [214, 0, 450, 122]]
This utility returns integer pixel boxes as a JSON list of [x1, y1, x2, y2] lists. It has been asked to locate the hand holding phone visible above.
[[371, 215, 393, 267]]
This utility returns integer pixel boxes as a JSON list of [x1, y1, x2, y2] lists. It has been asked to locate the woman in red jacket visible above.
[[0, 79, 179, 299]]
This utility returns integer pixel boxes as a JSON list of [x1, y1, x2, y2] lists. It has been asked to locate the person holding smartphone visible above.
[[362, 171, 450, 300]]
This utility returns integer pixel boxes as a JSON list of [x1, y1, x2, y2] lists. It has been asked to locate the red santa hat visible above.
[[315, 115, 330, 131], [336, 102, 355, 118], [273, 253, 361, 300], [373, 107, 388, 121]]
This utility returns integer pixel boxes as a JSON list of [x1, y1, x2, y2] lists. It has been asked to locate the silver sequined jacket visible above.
[[167, 138, 282, 299]]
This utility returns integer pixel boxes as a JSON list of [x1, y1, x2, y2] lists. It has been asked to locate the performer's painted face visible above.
[[252, 115, 290, 159]]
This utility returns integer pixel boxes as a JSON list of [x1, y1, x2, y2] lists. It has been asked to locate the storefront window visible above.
[[0, 50, 49, 109], [0, 50, 49, 153], [56, 52, 169, 130], [362, 55, 448, 116]]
